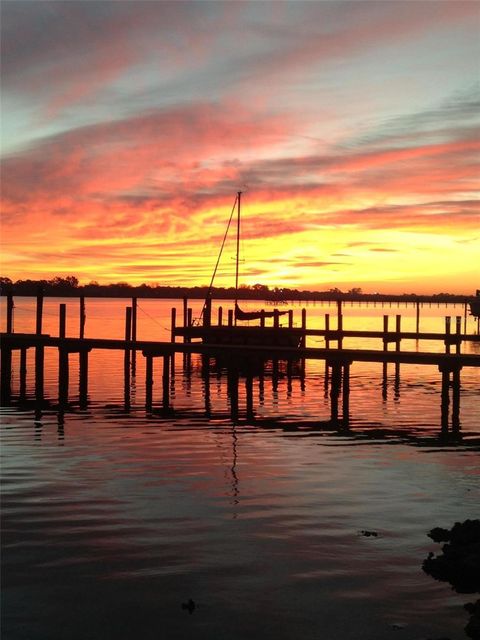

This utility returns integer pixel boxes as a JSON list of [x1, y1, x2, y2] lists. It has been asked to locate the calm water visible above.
[[1, 298, 479, 639]]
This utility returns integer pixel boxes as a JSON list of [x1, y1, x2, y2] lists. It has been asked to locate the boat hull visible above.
[[469, 300, 480, 318], [177, 325, 303, 348]]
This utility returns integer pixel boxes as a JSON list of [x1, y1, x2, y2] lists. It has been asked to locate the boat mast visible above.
[[234, 191, 242, 321]]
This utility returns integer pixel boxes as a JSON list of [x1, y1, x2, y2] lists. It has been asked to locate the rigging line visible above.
[[136, 302, 170, 330], [199, 193, 238, 321]]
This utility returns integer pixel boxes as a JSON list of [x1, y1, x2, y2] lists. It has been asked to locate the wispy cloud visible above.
[[1, 1, 479, 293]]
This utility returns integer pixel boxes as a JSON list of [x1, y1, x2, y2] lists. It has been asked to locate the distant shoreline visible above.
[[0, 286, 475, 305]]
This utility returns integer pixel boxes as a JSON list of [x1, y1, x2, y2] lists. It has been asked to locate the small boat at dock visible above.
[[182, 192, 302, 348], [469, 290, 480, 318]]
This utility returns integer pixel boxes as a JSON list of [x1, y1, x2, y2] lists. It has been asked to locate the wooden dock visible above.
[[1, 294, 479, 430], [1, 331, 479, 431]]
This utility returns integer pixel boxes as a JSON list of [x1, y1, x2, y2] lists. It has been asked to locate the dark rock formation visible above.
[[423, 519, 480, 639]]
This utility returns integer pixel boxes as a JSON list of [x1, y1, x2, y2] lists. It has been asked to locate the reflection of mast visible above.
[[230, 424, 239, 518]]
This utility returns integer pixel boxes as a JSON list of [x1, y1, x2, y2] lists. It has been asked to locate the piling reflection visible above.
[[1, 340, 478, 443]]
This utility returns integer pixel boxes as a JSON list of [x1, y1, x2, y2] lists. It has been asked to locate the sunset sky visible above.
[[1, 0, 479, 294]]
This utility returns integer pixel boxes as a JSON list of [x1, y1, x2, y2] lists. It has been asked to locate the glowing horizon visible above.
[[1, 1, 479, 295]]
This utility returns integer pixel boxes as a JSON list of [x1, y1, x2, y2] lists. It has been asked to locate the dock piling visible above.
[[440, 367, 450, 430], [80, 296, 86, 339], [0, 345, 12, 404], [301, 309, 306, 348], [35, 345, 44, 404], [445, 316, 451, 354], [455, 316, 461, 354], [36, 286, 44, 335], [124, 307, 132, 410], [59, 303, 66, 338], [337, 301, 343, 348], [330, 362, 342, 424], [79, 349, 89, 408], [342, 363, 350, 427], [162, 354, 170, 412], [19, 348, 27, 399], [204, 298, 211, 328], [273, 309, 280, 329], [145, 355, 153, 411], [171, 308, 177, 343], [58, 348, 69, 406], [6, 292, 14, 334], [395, 314, 401, 380], [452, 367, 461, 431]]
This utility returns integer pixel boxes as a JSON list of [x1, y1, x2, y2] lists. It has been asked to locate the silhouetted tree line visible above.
[[0, 276, 474, 303]]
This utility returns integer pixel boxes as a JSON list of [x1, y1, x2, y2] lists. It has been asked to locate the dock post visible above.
[[79, 349, 89, 408], [131, 303, 137, 377], [382, 315, 388, 397], [324, 359, 330, 397], [325, 314, 330, 349], [415, 301, 420, 335], [451, 367, 461, 431], [6, 292, 14, 333], [445, 316, 451, 354], [59, 303, 66, 338], [301, 308, 306, 348], [79, 296, 86, 339], [0, 345, 12, 404], [287, 358, 293, 396], [273, 309, 280, 329], [330, 362, 342, 425], [272, 357, 279, 392], [288, 309, 293, 328], [183, 297, 188, 335], [58, 303, 68, 405], [19, 347, 27, 399], [145, 355, 153, 411], [162, 354, 170, 412], [463, 302, 468, 334], [300, 356, 306, 392], [337, 300, 343, 349], [395, 314, 401, 381], [202, 356, 211, 416], [33, 286, 44, 403], [204, 298, 212, 328], [218, 306, 223, 326], [124, 307, 132, 410], [259, 364, 265, 405], [58, 348, 69, 407], [228, 309, 234, 327], [186, 308, 193, 346], [131, 296, 137, 363], [383, 315, 389, 350], [35, 345, 44, 404], [342, 362, 350, 427], [260, 310, 265, 328], [440, 366, 450, 431], [36, 286, 44, 335], [170, 307, 177, 342], [455, 316, 461, 354]]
